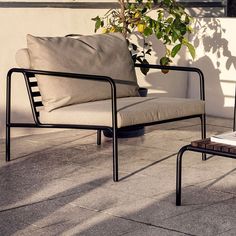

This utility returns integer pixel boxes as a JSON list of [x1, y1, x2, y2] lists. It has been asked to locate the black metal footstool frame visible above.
[[176, 100, 236, 206]]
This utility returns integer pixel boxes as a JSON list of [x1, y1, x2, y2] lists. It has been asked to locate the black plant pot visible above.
[[103, 87, 148, 138], [138, 87, 148, 97]]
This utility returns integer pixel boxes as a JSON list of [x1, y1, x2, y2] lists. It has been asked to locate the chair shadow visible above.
[[119, 152, 177, 181]]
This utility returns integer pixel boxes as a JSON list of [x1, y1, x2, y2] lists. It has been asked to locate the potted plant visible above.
[[92, 0, 195, 138], [92, 0, 195, 75]]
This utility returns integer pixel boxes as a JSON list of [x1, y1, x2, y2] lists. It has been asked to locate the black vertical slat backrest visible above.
[[24, 72, 43, 119]]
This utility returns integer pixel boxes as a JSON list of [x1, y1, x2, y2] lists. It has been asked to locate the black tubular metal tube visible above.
[[6, 70, 13, 162], [176, 145, 189, 206], [9, 114, 202, 130], [134, 63, 205, 101], [8, 67, 204, 129], [234, 83, 236, 131], [7, 69, 118, 174], [111, 80, 118, 182], [177, 143, 236, 206], [8, 123, 110, 130], [8, 68, 116, 83], [200, 114, 207, 161], [8, 68, 118, 127], [97, 130, 101, 145], [115, 114, 202, 130]]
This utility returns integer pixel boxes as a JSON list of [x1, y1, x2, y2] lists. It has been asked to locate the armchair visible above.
[[6, 33, 206, 182]]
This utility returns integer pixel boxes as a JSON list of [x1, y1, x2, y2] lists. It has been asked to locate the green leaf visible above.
[[185, 15, 190, 24], [179, 23, 187, 35], [130, 3, 135, 11], [166, 26, 171, 34], [172, 30, 179, 43], [173, 17, 181, 28], [95, 18, 102, 32], [146, 17, 155, 28], [160, 56, 171, 66], [182, 37, 188, 44], [182, 38, 195, 59], [156, 31, 163, 39], [91, 0, 195, 65], [160, 56, 172, 74], [166, 17, 173, 24], [163, 35, 171, 44], [141, 7, 148, 14], [171, 44, 181, 57], [155, 22, 160, 32], [158, 11, 163, 20], [143, 27, 153, 36], [186, 42, 196, 59]]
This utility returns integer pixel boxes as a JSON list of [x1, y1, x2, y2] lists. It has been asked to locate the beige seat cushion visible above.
[[39, 96, 205, 128], [27, 33, 139, 111]]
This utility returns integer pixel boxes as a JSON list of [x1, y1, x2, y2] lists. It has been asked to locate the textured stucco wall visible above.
[[188, 18, 236, 119]]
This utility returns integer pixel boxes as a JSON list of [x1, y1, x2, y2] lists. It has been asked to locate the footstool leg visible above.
[[201, 114, 207, 161], [176, 146, 188, 206]]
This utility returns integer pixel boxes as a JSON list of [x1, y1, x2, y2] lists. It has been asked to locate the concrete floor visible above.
[[0, 116, 236, 236]]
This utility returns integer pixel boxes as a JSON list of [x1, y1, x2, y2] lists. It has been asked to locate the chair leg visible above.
[[6, 124, 11, 162], [200, 114, 207, 161], [176, 146, 187, 206], [6, 74, 11, 162], [113, 127, 118, 182], [97, 130, 101, 145]]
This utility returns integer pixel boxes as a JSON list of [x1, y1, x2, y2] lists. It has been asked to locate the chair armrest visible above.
[[7, 67, 138, 93], [6, 68, 119, 128], [7, 67, 117, 90], [135, 63, 205, 101]]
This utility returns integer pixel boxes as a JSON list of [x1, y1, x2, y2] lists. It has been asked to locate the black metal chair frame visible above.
[[6, 63, 206, 182]]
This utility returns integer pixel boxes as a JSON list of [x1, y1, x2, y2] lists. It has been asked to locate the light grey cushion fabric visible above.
[[39, 96, 205, 128], [27, 33, 139, 111]]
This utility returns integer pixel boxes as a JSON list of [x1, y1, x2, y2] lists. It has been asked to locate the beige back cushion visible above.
[[26, 33, 139, 111]]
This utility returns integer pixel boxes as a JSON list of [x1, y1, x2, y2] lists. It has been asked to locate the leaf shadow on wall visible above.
[[135, 34, 190, 99], [190, 18, 236, 118], [190, 55, 234, 118], [193, 18, 236, 71], [136, 18, 236, 119]]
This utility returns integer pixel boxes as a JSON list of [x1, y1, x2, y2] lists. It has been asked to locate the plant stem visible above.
[[119, 0, 128, 37], [143, 37, 146, 59]]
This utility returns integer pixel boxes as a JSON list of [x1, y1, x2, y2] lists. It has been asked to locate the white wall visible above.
[[188, 18, 236, 119]]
